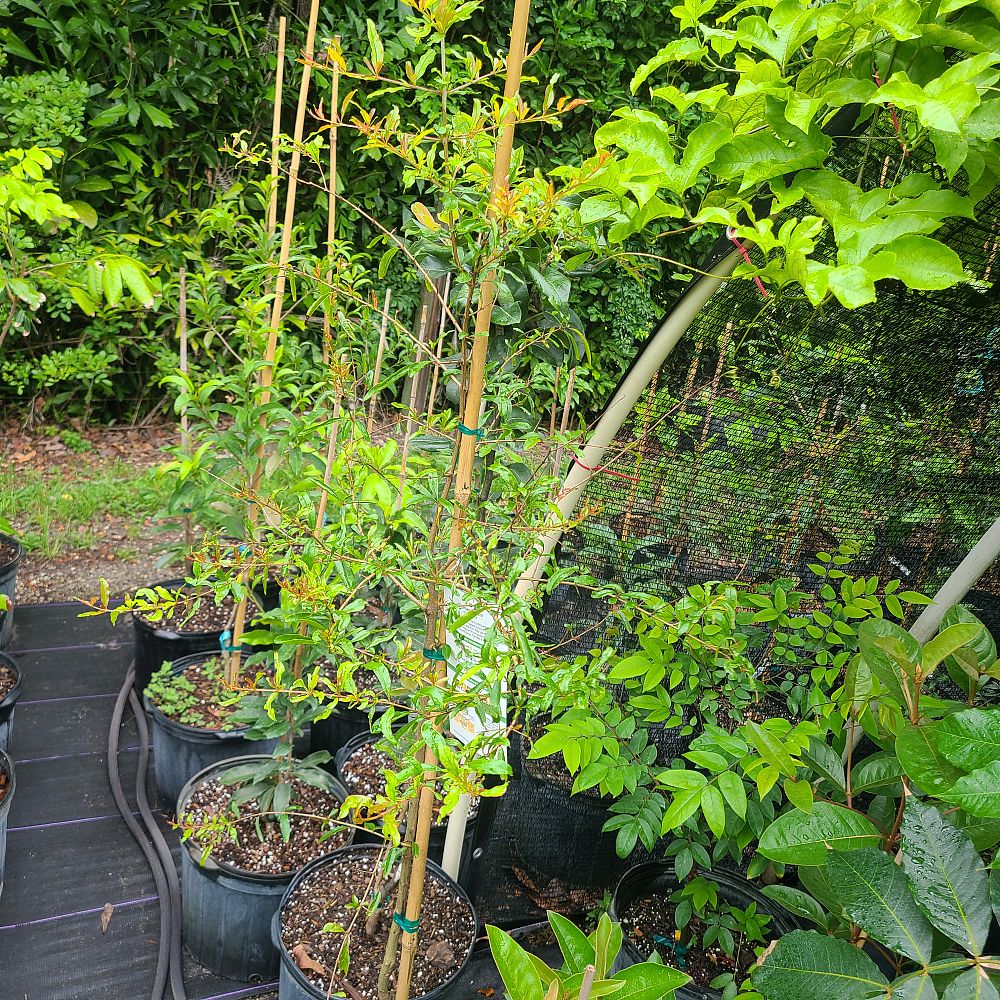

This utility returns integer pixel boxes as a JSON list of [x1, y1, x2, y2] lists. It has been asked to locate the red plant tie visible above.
[[574, 460, 641, 483], [727, 228, 768, 298]]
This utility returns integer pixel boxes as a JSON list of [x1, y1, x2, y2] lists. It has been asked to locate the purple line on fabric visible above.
[[16, 745, 141, 765], [0, 895, 158, 932], [21, 691, 118, 705], [199, 984, 280, 1000], [9, 811, 140, 833]]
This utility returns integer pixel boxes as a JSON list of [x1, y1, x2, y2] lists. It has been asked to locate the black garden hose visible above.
[[129, 680, 187, 1000], [108, 663, 187, 1000]]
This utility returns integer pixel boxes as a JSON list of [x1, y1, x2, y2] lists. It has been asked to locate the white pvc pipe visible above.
[[909, 515, 1000, 643], [514, 249, 740, 599], [440, 792, 470, 880]]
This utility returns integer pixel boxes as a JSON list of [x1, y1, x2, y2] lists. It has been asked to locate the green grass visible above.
[[0, 461, 164, 558]]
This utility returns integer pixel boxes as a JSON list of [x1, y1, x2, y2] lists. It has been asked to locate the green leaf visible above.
[[901, 798, 990, 955], [701, 784, 727, 838], [802, 738, 846, 792], [934, 710, 1000, 773], [547, 911, 595, 974], [783, 777, 814, 813], [613, 961, 690, 1000], [940, 968, 1000, 1000], [894, 973, 940, 1000], [759, 802, 883, 866], [851, 752, 904, 794], [922, 624, 988, 676], [941, 761, 1000, 817], [761, 885, 830, 928], [752, 929, 887, 1000], [826, 849, 934, 963], [717, 771, 748, 819], [896, 722, 964, 795], [486, 925, 544, 1000], [745, 722, 799, 778], [859, 618, 920, 714]]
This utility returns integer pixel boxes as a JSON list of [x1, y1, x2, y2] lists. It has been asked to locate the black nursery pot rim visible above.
[[176, 753, 353, 885], [0, 533, 24, 576], [0, 747, 15, 818], [132, 577, 231, 638], [144, 650, 255, 741], [609, 858, 800, 990], [0, 651, 21, 711], [274, 843, 478, 1000]]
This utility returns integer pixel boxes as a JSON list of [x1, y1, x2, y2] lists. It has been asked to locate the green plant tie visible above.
[[422, 647, 445, 661], [219, 629, 240, 653], [393, 913, 421, 933], [457, 423, 484, 438]]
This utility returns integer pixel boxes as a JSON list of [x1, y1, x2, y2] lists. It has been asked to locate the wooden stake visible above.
[[228, 0, 321, 685], [367, 289, 392, 435], [178, 267, 194, 568], [267, 17, 287, 236], [321, 37, 340, 366], [425, 275, 451, 422], [394, 4, 532, 998]]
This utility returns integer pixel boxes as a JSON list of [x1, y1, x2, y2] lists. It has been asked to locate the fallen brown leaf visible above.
[[478, 989, 496, 997], [13, 450, 36, 463], [291, 943, 329, 977], [101, 902, 115, 933], [425, 939, 456, 968]]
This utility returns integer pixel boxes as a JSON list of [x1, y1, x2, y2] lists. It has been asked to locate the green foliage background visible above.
[[0, 0, 698, 422]]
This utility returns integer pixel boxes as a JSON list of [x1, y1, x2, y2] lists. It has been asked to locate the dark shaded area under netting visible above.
[[539, 127, 1000, 659], [474, 124, 1000, 925]]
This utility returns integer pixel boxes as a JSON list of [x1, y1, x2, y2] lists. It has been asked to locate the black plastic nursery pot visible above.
[[132, 578, 232, 694], [509, 730, 625, 889], [0, 533, 24, 650], [0, 748, 15, 902], [143, 652, 279, 814], [176, 756, 355, 982], [272, 845, 477, 1000], [334, 731, 480, 888], [608, 860, 800, 1000], [0, 651, 22, 753]]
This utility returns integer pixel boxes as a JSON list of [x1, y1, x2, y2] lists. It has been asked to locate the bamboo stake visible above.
[[425, 274, 451, 423], [267, 17, 287, 236], [228, 0, 321, 685], [322, 38, 341, 366], [178, 267, 194, 569], [550, 366, 576, 480], [367, 289, 392, 434], [394, 4, 532, 998]]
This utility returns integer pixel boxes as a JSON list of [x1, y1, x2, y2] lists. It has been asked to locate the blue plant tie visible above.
[[653, 934, 687, 968], [422, 647, 445, 662], [393, 913, 421, 933], [237, 544, 249, 555], [219, 630, 240, 653], [457, 423, 484, 439]]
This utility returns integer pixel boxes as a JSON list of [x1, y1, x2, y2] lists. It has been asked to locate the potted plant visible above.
[[0, 650, 21, 752], [143, 651, 279, 813], [608, 863, 797, 999], [273, 844, 477, 1000], [0, 529, 24, 650]]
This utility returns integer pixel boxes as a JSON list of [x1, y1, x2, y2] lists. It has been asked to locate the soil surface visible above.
[[0, 763, 8, 807], [619, 893, 756, 988], [0, 662, 17, 702], [134, 590, 236, 633], [0, 539, 19, 570], [340, 739, 479, 825], [280, 846, 475, 1000], [146, 656, 243, 730], [182, 775, 351, 875], [3, 420, 184, 604]]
